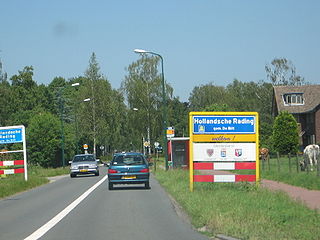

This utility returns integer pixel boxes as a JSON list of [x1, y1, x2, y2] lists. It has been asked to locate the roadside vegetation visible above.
[[0, 166, 69, 199], [261, 156, 320, 190], [154, 167, 320, 240]]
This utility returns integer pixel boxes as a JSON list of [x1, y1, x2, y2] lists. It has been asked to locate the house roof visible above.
[[273, 84, 320, 114]]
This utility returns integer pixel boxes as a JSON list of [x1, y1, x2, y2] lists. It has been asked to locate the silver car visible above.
[[69, 154, 100, 178]]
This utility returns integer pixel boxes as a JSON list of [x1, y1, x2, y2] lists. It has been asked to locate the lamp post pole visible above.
[[71, 82, 80, 154], [83, 98, 96, 154], [134, 49, 168, 170], [58, 87, 65, 167]]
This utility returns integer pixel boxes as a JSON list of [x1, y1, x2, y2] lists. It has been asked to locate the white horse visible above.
[[303, 144, 320, 171]]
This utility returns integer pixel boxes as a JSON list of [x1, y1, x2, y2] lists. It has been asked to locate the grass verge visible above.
[[0, 166, 69, 199], [261, 157, 320, 190], [154, 168, 320, 240]]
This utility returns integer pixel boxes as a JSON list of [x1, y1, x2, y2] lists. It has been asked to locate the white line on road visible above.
[[24, 175, 108, 240]]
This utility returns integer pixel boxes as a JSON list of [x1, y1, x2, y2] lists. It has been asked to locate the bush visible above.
[[272, 111, 299, 154]]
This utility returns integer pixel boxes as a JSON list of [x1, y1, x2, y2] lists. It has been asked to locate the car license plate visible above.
[[122, 175, 136, 179], [80, 169, 88, 172]]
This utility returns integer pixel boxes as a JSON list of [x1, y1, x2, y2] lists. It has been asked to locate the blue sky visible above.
[[1, 1, 319, 101]]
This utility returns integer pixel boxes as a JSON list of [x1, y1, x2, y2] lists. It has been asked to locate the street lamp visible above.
[[72, 82, 80, 154], [71, 82, 80, 87], [132, 107, 150, 155], [83, 98, 96, 155], [57, 87, 65, 168], [133, 49, 168, 170], [57, 83, 80, 168]]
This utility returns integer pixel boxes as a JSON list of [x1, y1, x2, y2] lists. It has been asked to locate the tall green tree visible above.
[[122, 55, 173, 149], [189, 83, 227, 111], [0, 59, 7, 83], [28, 112, 71, 167], [265, 58, 306, 86], [167, 98, 189, 137], [272, 111, 299, 154], [80, 53, 119, 155], [9, 66, 46, 126]]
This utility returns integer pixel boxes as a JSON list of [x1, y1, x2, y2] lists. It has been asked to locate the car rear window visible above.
[[73, 155, 95, 162], [112, 155, 145, 166]]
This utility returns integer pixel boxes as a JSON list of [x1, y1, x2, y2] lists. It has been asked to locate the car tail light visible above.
[[140, 168, 149, 173], [108, 169, 118, 173]]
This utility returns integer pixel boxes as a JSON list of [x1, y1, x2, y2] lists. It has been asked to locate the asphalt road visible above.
[[0, 166, 209, 240]]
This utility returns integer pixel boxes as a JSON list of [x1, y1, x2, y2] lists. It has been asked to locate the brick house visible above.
[[272, 84, 320, 148]]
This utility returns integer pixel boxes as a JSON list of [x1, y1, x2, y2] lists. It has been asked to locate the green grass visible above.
[[154, 168, 320, 240], [0, 166, 69, 199], [260, 157, 320, 190]]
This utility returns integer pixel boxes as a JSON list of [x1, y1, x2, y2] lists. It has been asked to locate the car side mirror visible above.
[[96, 159, 100, 162], [68, 161, 72, 164], [106, 162, 110, 167], [148, 162, 153, 166]]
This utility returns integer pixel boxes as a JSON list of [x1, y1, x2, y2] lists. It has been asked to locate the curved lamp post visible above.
[[133, 49, 168, 170], [58, 82, 80, 167], [83, 98, 96, 155], [71, 82, 80, 154]]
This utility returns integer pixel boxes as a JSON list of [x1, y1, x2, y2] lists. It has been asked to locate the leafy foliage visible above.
[[122, 55, 173, 149], [188, 80, 274, 147], [0, 53, 307, 168], [27, 112, 62, 167], [272, 111, 299, 154], [265, 58, 306, 86]]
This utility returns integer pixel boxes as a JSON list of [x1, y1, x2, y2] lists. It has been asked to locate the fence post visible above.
[[317, 158, 320, 177], [296, 153, 299, 173], [288, 153, 291, 173], [277, 152, 280, 172], [306, 153, 310, 174]]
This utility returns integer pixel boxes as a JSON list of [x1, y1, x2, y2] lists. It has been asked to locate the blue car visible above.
[[107, 152, 151, 190]]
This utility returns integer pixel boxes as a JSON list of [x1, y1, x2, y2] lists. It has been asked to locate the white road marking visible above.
[[24, 175, 108, 240]]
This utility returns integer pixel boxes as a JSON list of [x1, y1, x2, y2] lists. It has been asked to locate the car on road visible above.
[[69, 154, 100, 178], [107, 152, 151, 190]]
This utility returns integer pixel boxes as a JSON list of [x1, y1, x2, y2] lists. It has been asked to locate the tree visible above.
[[203, 103, 230, 111], [28, 112, 62, 167], [84, 53, 103, 155], [265, 58, 306, 86], [272, 111, 299, 154], [167, 98, 189, 137], [189, 83, 227, 111], [8, 66, 51, 127], [0, 59, 8, 83], [81, 53, 119, 155], [122, 55, 173, 150]]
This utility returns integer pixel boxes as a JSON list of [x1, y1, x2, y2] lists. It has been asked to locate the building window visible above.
[[283, 93, 304, 105]]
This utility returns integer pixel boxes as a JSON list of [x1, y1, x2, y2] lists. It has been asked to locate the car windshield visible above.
[[112, 155, 145, 166], [73, 155, 95, 162]]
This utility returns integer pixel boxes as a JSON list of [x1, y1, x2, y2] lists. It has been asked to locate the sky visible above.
[[1, 1, 319, 101]]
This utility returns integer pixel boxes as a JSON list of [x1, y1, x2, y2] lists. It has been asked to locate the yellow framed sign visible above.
[[189, 112, 259, 191]]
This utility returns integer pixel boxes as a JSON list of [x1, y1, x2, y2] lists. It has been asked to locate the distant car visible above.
[[107, 152, 151, 190], [69, 154, 100, 178]]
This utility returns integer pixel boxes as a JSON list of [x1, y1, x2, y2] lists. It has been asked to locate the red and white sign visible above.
[[194, 162, 255, 170], [0, 160, 24, 166], [0, 168, 24, 174], [194, 174, 256, 183], [0, 125, 28, 181], [193, 143, 256, 162]]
